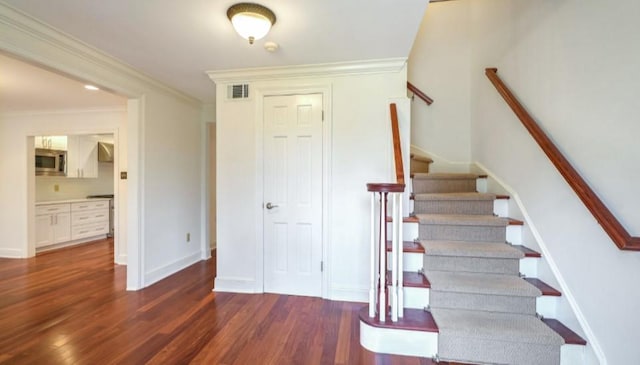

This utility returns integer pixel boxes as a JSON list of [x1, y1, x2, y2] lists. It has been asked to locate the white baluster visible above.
[[369, 192, 376, 318], [379, 193, 386, 322], [398, 195, 404, 318], [391, 192, 399, 322]]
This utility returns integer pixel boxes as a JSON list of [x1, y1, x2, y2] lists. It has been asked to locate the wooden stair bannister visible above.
[[407, 81, 434, 106], [366, 103, 406, 323], [485, 67, 640, 251]]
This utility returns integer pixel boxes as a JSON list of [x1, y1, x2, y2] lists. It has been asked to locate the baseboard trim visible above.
[[473, 161, 606, 365], [144, 251, 201, 287], [329, 286, 368, 303], [115, 254, 127, 265], [0, 248, 24, 258], [360, 321, 438, 357], [214, 277, 257, 293], [410, 145, 472, 173]]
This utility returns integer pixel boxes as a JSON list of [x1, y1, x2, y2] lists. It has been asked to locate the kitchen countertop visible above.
[[35, 198, 111, 205]]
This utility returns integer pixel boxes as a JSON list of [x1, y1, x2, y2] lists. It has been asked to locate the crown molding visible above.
[[1, 106, 128, 118], [0, 2, 200, 107], [206, 58, 407, 84]]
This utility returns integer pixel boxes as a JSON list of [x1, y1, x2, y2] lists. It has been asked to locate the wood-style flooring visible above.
[[0, 239, 437, 365]]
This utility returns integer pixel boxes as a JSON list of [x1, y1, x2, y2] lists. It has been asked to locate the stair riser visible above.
[[412, 179, 477, 194], [398, 286, 557, 317], [387, 222, 418, 242], [413, 200, 494, 215], [561, 344, 586, 365], [410, 160, 431, 174], [520, 257, 538, 278], [424, 256, 520, 275], [537, 296, 558, 319], [391, 252, 423, 272], [430, 291, 537, 315], [401, 287, 429, 309], [419, 224, 506, 242], [438, 336, 561, 365]]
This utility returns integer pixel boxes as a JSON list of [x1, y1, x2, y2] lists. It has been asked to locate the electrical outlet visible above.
[[186, 233, 191, 242], [54, 184, 59, 192]]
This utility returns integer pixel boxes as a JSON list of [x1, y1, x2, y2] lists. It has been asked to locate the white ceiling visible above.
[[0, 53, 127, 114], [1, 0, 429, 103]]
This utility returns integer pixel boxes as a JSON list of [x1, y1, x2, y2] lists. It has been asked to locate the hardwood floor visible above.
[[0, 239, 436, 365]]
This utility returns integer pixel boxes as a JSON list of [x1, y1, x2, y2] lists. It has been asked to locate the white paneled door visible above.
[[263, 94, 323, 297]]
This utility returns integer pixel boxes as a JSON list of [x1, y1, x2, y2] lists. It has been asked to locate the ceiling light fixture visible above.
[[84, 85, 99, 91], [227, 3, 276, 45]]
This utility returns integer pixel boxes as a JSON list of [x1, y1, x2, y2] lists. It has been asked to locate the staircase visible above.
[[360, 154, 587, 364]]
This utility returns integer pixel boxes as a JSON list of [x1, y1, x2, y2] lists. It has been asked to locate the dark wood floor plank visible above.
[[0, 238, 432, 365]]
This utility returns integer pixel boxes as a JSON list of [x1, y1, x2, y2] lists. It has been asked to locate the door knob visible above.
[[265, 202, 278, 210]]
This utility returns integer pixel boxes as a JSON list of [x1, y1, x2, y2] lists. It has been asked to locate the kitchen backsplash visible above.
[[36, 162, 114, 201]]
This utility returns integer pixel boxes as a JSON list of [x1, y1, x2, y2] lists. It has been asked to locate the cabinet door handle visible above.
[[50, 216, 54, 225], [54, 215, 57, 225]]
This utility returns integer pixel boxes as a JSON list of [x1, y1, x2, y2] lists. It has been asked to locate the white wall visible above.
[[0, 4, 205, 289], [213, 62, 408, 300], [409, 1, 640, 363], [408, 1, 471, 163], [142, 91, 203, 285]]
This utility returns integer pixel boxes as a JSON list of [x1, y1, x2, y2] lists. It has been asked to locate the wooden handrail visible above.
[[389, 103, 405, 186], [485, 67, 640, 251], [407, 82, 434, 105]]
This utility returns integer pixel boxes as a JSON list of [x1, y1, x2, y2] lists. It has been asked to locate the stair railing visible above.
[[407, 81, 434, 105], [485, 68, 640, 251], [366, 103, 406, 322]]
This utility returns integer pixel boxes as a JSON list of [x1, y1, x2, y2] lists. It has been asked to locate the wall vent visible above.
[[227, 84, 249, 99]]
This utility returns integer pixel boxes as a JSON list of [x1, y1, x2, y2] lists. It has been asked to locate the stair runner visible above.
[[413, 173, 564, 365]]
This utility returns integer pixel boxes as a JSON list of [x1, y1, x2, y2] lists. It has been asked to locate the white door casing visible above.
[[263, 93, 323, 297]]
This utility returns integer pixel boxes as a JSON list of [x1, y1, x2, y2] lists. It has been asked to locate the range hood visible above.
[[97, 142, 114, 162]]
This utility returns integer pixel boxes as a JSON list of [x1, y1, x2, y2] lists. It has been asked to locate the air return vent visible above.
[[227, 84, 249, 99]]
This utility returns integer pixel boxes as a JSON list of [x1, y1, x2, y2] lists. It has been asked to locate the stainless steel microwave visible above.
[[35, 148, 67, 176]]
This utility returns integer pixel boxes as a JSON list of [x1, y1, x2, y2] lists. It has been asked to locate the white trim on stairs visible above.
[[473, 162, 607, 365]]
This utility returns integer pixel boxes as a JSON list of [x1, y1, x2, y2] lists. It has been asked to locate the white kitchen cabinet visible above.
[[35, 136, 67, 150], [67, 135, 98, 178], [35, 199, 109, 249], [35, 203, 72, 248], [71, 200, 109, 240]]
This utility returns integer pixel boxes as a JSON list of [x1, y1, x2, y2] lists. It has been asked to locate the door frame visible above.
[[254, 84, 332, 298]]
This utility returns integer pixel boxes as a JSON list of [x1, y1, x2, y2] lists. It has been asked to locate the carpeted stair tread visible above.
[[414, 192, 496, 201], [421, 240, 524, 259], [416, 214, 509, 227], [432, 308, 565, 345], [410, 153, 434, 163], [426, 271, 542, 297], [413, 173, 481, 180]]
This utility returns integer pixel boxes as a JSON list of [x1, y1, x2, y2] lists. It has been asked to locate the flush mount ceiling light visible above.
[[227, 3, 276, 45]]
